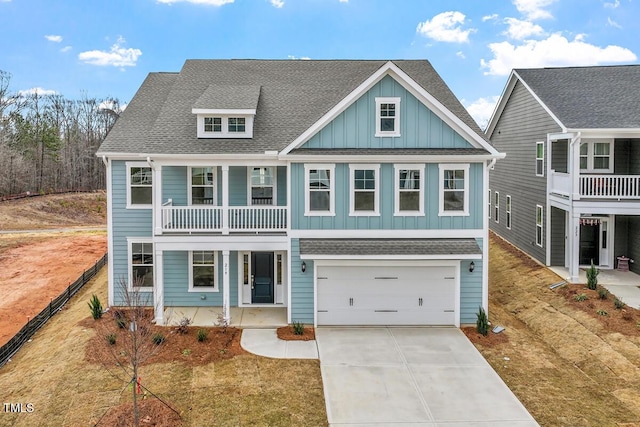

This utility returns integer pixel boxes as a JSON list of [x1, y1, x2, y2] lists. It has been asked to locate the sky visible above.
[[1, 0, 638, 128]]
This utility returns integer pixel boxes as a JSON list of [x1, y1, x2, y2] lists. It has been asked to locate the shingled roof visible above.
[[97, 59, 485, 156], [299, 238, 481, 256], [516, 65, 640, 129]]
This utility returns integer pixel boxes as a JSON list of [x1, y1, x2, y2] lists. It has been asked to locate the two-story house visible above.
[[487, 65, 640, 283], [96, 59, 504, 327]]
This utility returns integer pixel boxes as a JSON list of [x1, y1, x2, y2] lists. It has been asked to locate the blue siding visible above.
[[459, 239, 483, 324], [290, 239, 314, 324], [111, 160, 153, 305], [302, 75, 472, 150], [277, 166, 287, 206], [291, 162, 484, 230], [162, 166, 187, 205], [229, 166, 247, 206]]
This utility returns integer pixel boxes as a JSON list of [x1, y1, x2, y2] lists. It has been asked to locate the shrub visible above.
[[613, 298, 625, 310], [597, 287, 609, 300], [106, 333, 116, 345], [476, 306, 489, 336], [292, 321, 305, 335], [597, 309, 608, 316], [176, 317, 192, 334], [152, 333, 165, 345], [113, 309, 127, 329], [88, 294, 103, 320], [197, 328, 209, 342], [182, 349, 191, 356], [574, 293, 588, 302], [586, 262, 599, 290]]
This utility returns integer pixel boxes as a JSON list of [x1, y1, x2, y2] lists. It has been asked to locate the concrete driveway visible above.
[[316, 327, 539, 426]]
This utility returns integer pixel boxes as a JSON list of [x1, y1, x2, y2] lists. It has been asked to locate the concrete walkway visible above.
[[240, 329, 318, 359]]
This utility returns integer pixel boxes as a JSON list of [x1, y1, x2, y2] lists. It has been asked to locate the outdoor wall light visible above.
[[301, 261, 307, 273], [469, 261, 475, 273]]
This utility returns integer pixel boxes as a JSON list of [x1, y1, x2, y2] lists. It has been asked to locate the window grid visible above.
[[353, 168, 376, 213], [536, 205, 543, 247], [131, 242, 153, 288], [228, 117, 246, 133], [442, 169, 466, 212], [192, 251, 216, 289], [251, 167, 274, 205], [129, 166, 152, 206], [506, 195, 512, 229], [307, 168, 332, 213], [494, 191, 499, 223], [204, 117, 222, 132], [191, 167, 215, 205], [398, 169, 421, 212], [536, 142, 544, 176]]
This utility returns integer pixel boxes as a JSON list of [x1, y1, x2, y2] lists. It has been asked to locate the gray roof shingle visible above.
[[193, 85, 261, 110], [516, 65, 640, 129], [299, 238, 481, 256], [98, 59, 485, 155]]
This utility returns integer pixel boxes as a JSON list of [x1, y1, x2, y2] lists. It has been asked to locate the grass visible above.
[[0, 267, 327, 427]]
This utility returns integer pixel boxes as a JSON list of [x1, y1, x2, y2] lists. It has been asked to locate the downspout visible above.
[[146, 156, 155, 170], [101, 155, 108, 167]]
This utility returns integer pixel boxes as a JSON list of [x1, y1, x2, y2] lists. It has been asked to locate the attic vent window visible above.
[[204, 117, 222, 133], [375, 97, 401, 137]]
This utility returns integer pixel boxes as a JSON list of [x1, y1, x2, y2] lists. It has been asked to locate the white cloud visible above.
[[157, 0, 234, 5], [61, 46, 72, 53], [513, 0, 557, 20], [464, 96, 500, 130], [482, 14, 499, 22], [416, 11, 475, 43], [287, 55, 311, 60], [18, 87, 58, 97], [339, 0, 348, 2], [503, 17, 544, 40], [270, 0, 284, 7], [604, 0, 620, 8], [607, 17, 622, 28], [481, 33, 637, 75], [456, 51, 466, 59], [45, 35, 63, 43], [78, 37, 142, 67]]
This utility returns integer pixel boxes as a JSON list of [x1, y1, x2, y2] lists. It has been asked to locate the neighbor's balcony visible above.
[[161, 201, 287, 233], [550, 172, 640, 200]]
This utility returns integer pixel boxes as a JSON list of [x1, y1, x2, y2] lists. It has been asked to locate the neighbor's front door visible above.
[[251, 252, 274, 304]]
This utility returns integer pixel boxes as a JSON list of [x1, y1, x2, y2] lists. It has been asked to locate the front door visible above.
[[579, 222, 599, 265], [251, 252, 274, 304]]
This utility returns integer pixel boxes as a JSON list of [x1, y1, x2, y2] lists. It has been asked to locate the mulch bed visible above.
[[276, 325, 316, 341], [96, 398, 182, 427], [462, 326, 509, 347]]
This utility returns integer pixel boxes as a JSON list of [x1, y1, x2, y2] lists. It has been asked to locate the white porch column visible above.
[[570, 133, 582, 201], [568, 209, 581, 283], [222, 250, 231, 323], [222, 165, 229, 235], [154, 248, 164, 324], [154, 165, 163, 235]]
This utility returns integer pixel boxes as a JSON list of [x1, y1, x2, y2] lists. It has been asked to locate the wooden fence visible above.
[[0, 253, 108, 367]]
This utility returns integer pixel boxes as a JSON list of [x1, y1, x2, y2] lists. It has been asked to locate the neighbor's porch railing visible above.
[[161, 204, 287, 232], [579, 175, 640, 199]]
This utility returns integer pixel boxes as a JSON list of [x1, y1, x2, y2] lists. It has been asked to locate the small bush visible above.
[[613, 298, 625, 310], [476, 306, 489, 336], [176, 317, 192, 334], [182, 349, 191, 356], [597, 309, 608, 316], [152, 333, 165, 345], [574, 293, 588, 302], [197, 328, 209, 342], [586, 262, 599, 290], [106, 333, 116, 345], [113, 310, 127, 329], [292, 321, 305, 335], [597, 287, 609, 300], [87, 294, 103, 320]]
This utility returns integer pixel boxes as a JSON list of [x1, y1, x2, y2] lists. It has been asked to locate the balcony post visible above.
[[154, 248, 164, 324], [568, 209, 581, 283], [570, 133, 581, 201], [222, 165, 229, 235], [154, 165, 163, 235], [222, 250, 230, 323]]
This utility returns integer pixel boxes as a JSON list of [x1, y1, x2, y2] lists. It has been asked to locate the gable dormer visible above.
[[192, 84, 260, 139]]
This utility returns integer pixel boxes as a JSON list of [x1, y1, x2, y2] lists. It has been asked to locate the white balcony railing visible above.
[[580, 175, 640, 199], [161, 205, 287, 233]]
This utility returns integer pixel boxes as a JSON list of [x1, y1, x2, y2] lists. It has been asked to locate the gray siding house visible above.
[[97, 59, 503, 327], [487, 65, 640, 282]]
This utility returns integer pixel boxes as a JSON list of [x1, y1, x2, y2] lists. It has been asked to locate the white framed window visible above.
[[536, 205, 543, 247], [189, 251, 217, 292], [506, 195, 512, 230], [536, 142, 544, 176], [349, 164, 380, 216], [189, 167, 217, 205], [439, 164, 470, 216], [375, 97, 401, 137], [304, 164, 335, 216], [488, 189, 491, 219], [494, 191, 499, 223], [196, 115, 254, 138], [204, 117, 222, 133], [228, 117, 246, 133], [579, 140, 613, 173], [394, 164, 424, 216], [126, 162, 153, 209], [249, 167, 276, 205], [128, 239, 153, 290]]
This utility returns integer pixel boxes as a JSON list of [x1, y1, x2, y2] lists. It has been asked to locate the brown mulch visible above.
[[96, 398, 182, 427], [276, 325, 316, 341], [462, 326, 509, 347]]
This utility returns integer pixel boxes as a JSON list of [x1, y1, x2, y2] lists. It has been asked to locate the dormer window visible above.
[[204, 117, 222, 133], [192, 84, 260, 139], [195, 114, 254, 138], [375, 97, 401, 137], [228, 117, 246, 133]]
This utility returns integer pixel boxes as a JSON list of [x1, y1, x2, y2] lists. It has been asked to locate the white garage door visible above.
[[317, 265, 456, 326]]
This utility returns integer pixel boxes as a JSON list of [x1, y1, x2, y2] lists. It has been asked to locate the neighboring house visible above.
[[486, 65, 640, 283], [96, 59, 503, 327]]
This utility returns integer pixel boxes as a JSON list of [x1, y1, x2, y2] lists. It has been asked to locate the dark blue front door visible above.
[[252, 252, 274, 304]]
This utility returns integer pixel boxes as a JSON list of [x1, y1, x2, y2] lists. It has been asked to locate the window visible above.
[[130, 241, 153, 288], [276, 253, 283, 285], [127, 163, 152, 208], [579, 140, 613, 172], [494, 192, 499, 223], [250, 167, 275, 205], [536, 142, 544, 176], [488, 189, 491, 219], [350, 165, 379, 215], [305, 164, 335, 215], [375, 97, 401, 137], [506, 195, 512, 229], [439, 164, 470, 216], [536, 205, 543, 247], [395, 165, 423, 215], [228, 117, 246, 133], [190, 251, 217, 291], [190, 167, 216, 205], [204, 117, 222, 133]]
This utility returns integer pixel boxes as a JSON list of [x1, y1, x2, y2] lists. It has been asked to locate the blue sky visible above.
[[1, 0, 638, 127]]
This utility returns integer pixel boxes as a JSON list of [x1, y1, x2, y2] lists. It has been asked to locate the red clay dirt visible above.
[[0, 233, 107, 346]]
